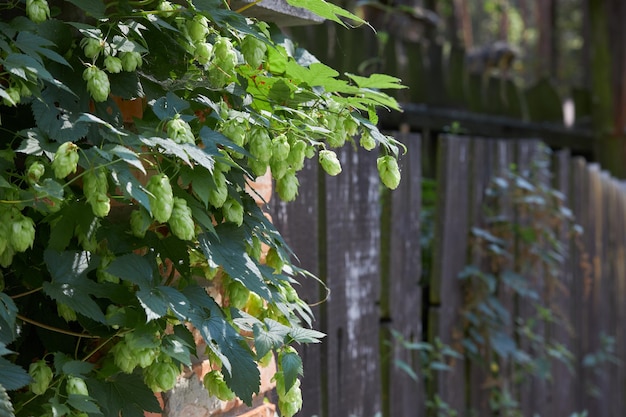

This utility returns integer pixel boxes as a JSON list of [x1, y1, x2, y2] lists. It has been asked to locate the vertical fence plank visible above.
[[380, 134, 424, 417], [324, 146, 382, 417], [270, 159, 322, 417], [615, 181, 626, 417], [429, 134, 471, 415], [550, 149, 577, 416]]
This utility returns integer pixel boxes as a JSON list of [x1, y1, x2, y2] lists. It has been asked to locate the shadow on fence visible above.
[[271, 132, 626, 417]]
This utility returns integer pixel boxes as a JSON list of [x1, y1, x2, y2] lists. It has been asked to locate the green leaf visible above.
[[32, 178, 64, 200], [31, 84, 88, 142], [136, 286, 191, 322], [162, 335, 193, 366], [109, 145, 146, 174], [280, 349, 302, 392], [48, 203, 94, 251], [43, 250, 106, 323], [109, 164, 151, 212], [0, 294, 17, 344], [75, 113, 128, 137], [86, 373, 161, 417], [64, 0, 106, 19], [253, 319, 289, 359], [198, 225, 272, 301], [0, 358, 30, 391], [345, 73, 407, 90], [2, 53, 73, 94], [287, 327, 325, 344], [54, 353, 95, 376], [286, 0, 366, 27], [106, 254, 154, 288], [140, 137, 192, 167], [15, 32, 69, 67], [67, 394, 103, 414], [181, 143, 216, 172], [152, 92, 190, 121], [0, 383, 15, 417]]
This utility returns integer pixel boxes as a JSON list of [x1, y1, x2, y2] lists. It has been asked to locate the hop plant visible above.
[[167, 115, 195, 144], [2, 87, 20, 106], [209, 37, 237, 87], [130, 208, 152, 238], [111, 340, 139, 374], [360, 131, 376, 151], [194, 42, 214, 66], [120, 52, 143, 72], [203, 370, 236, 401], [83, 66, 110, 102], [377, 155, 401, 190], [26, 161, 45, 184], [271, 134, 290, 162], [241, 35, 267, 69], [276, 170, 299, 202], [222, 198, 244, 226], [208, 170, 228, 208], [83, 167, 110, 217], [26, 0, 50, 23], [28, 360, 53, 395], [104, 56, 123, 73], [57, 302, 77, 322], [81, 38, 104, 60], [51, 142, 79, 179], [146, 173, 174, 222], [275, 373, 303, 417], [169, 197, 195, 241], [319, 150, 342, 176], [144, 357, 180, 392], [66, 376, 89, 396], [186, 14, 209, 42], [286, 138, 307, 171], [227, 279, 250, 309], [249, 126, 272, 162], [11, 211, 36, 252]]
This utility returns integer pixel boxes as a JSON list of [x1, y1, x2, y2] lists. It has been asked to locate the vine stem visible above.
[[17, 314, 100, 339], [10, 286, 42, 299]]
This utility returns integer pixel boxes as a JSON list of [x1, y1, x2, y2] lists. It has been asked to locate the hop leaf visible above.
[[319, 150, 342, 176], [57, 302, 77, 322], [146, 173, 174, 222], [169, 197, 195, 241], [51, 142, 79, 179], [377, 155, 401, 189]]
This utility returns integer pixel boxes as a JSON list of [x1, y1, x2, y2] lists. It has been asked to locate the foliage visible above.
[[0, 1, 404, 416]]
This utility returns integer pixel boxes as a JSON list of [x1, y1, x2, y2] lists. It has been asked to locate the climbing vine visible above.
[[0, 1, 405, 416]]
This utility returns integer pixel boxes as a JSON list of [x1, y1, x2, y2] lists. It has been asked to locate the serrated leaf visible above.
[[32, 178, 64, 200], [75, 113, 127, 137], [152, 92, 189, 121], [253, 319, 288, 359], [0, 294, 17, 342], [15, 31, 69, 67], [0, 358, 30, 391], [198, 225, 272, 301], [67, 394, 103, 414], [0, 383, 15, 417], [106, 254, 154, 288], [43, 250, 106, 323], [48, 202, 94, 251], [57, 356, 95, 376], [140, 137, 191, 166], [109, 145, 146, 174], [345, 73, 407, 90], [280, 350, 302, 392], [64, 0, 106, 18], [161, 335, 192, 366], [288, 327, 325, 344], [286, 0, 366, 26], [86, 373, 161, 417], [136, 286, 190, 322], [31, 84, 88, 142], [181, 143, 216, 172], [109, 165, 151, 211]]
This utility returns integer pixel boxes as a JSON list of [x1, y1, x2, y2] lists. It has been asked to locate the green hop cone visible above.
[[271, 134, 290, 162], [11, 212, 35, 252], [169, 197, 195, 241], [81, 38, 103, 59], [26, 0, 50, 23], [167, 115, 195, 144], [135, 348, 158, 369], [208, 170, 228, 208], [220, 120, 247, 147], [157, 0, 176, 16], [104, 55, 123, 73], [130, 207, 152, 238], [248, 158, 269, 178], [83, 66, 110, 102], [276, 170, 299, 202], [270, 159, 288, 180], [241, 35, 267, 69], [344, 115, 359, 136], [66, 376, 89, 396], [203, 370, 236, 401], [265, 247, 284, 273], [227, 279, 250, 309], [377, 155, 401, 190], [249, 126, 272, 162], [319, 150, 342, 176], [26, 161, 45, 184], [51, 142, 79, 179], [120, 51, 142, 72], [286, 139, 307, 171], [359, 131, 376, 151], [222, 198, 244, 226], [244, 292, 264, 317], [57, 302, 77, 322], [2, 87, 20, 106], [83, 167, 110, 217], [146, 173, 174, 222], [209, 37, 237, 87], [187, 15, 209, 42], [144, 358, 180, 392], [278, 378, 302, 417], [194, 42, 214, 66], [112, 340, 139, 373], [28, 360, 53, 395]]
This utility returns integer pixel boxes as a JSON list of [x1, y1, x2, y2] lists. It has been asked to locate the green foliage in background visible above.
[[0, 1, 405, 416]]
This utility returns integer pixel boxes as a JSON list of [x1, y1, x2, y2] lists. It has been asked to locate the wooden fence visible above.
[[270, 133, 626, 417]]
